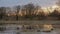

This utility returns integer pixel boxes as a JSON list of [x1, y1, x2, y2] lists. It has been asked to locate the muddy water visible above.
[[0, 29, 60, 34], [0, 21, 60, 34], [0, 25, 60, 34]]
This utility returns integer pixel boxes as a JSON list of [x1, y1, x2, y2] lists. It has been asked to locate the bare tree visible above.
[[24, 3, 35, 16], [0, 7, 6, 20], [15, 5, 20, 20], [50, 9, 59, 17], [49, 9, 60, 20], [35, 5, 46, 19], [22, 3, 36, 20]]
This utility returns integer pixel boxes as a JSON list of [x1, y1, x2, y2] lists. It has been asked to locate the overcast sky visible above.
[[0, 0, 57, 7]]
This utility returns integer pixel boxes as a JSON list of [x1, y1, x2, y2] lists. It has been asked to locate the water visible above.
[[0, 29, 60, 34], [0, 20, 60, 34], [0, 25, 60, 34]]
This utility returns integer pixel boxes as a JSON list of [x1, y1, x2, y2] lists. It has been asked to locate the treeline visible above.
[[0, 3, 60, 20]]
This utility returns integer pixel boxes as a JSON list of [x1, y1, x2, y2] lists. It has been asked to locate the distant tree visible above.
[[49, 9, 59, 17], [21, 7, 26, 16], [24, 3, 35, 16], [34, 5, 45, 16], [35, 5, 42, 15], [23, 3, 36, 19], [35, 6, 45, 19], [49, 9, 60, 20], [0, 7, 6, 20], [15, 5, 20, 20]]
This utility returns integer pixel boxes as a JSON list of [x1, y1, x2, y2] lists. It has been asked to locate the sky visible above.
[[0, 0, 57, 7]]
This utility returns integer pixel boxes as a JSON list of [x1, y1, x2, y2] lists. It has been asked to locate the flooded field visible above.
[[0, 20, 60, 34], [0, 28, 60, 34]]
